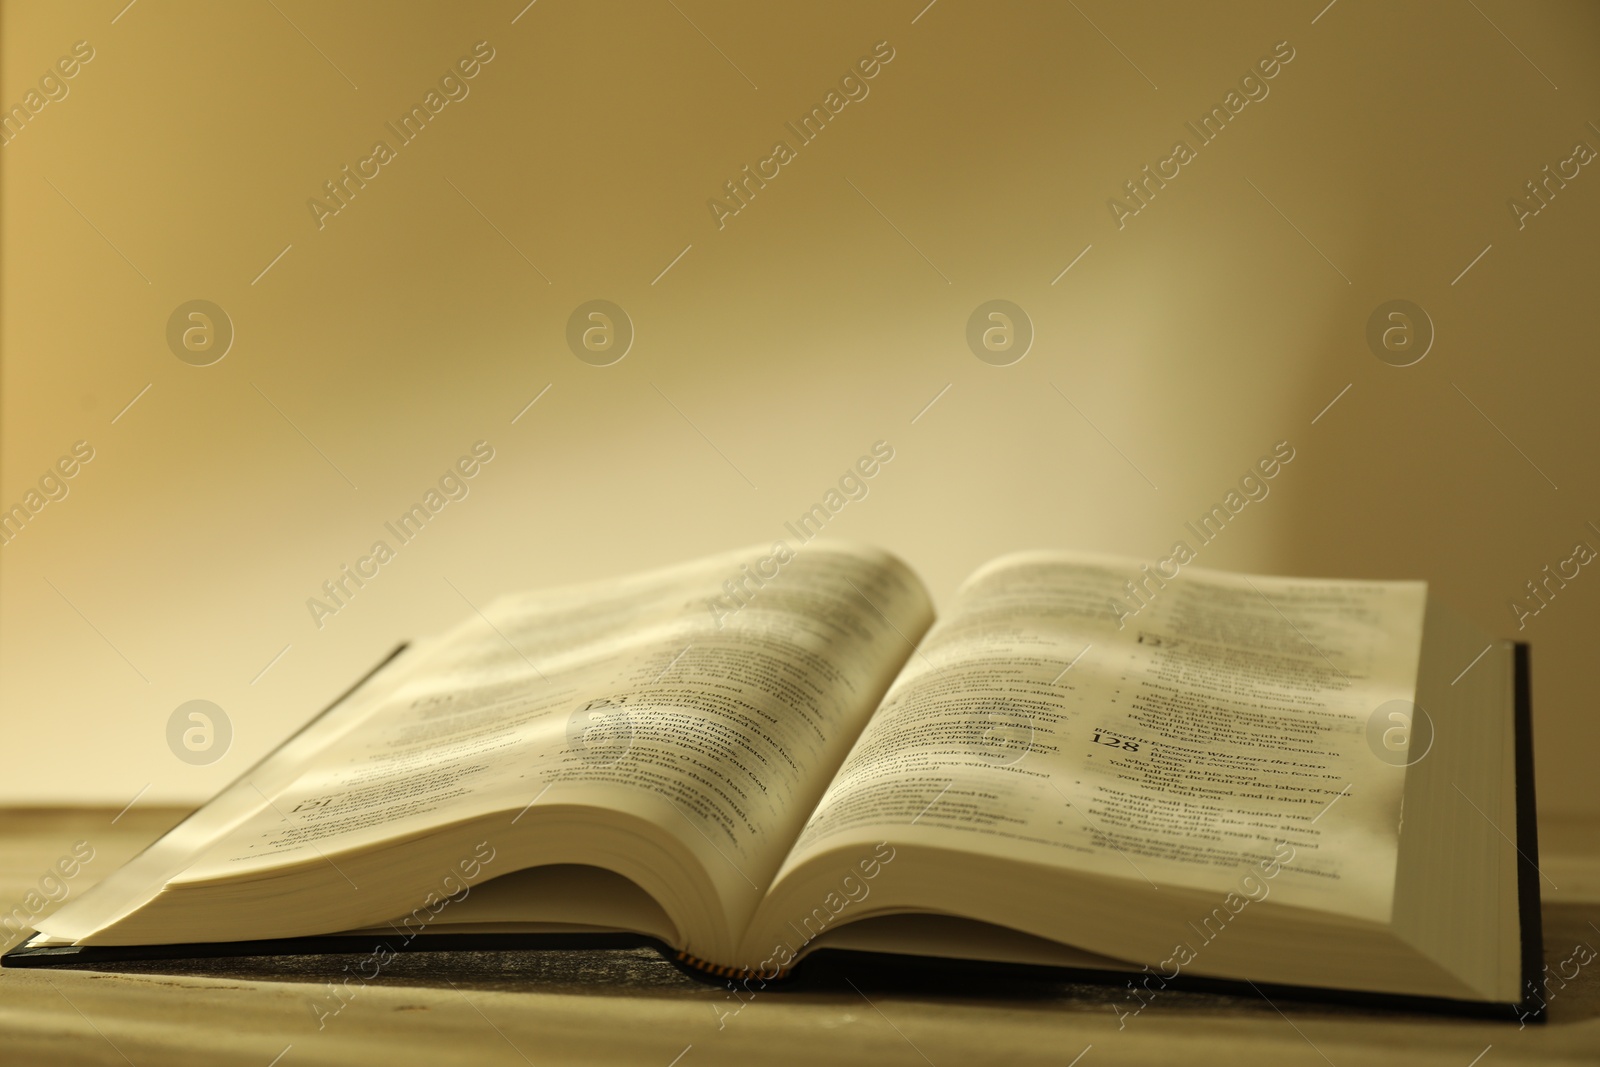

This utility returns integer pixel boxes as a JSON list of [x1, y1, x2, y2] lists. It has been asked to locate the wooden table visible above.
[[2, 808, 1596, 1066]]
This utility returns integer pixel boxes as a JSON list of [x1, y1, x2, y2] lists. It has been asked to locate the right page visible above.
[[762, 549, 1428, 940]]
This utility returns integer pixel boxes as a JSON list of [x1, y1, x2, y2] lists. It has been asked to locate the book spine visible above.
[[673, 949, 791, 983]]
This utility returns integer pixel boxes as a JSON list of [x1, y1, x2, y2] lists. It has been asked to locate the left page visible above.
[[41, 542, 933, 961]]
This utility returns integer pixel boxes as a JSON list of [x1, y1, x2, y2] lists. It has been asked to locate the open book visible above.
[[10, 544, 1539, 1019]]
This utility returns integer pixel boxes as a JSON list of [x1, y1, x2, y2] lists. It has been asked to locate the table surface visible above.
[[1, 808, 1596, 1067]]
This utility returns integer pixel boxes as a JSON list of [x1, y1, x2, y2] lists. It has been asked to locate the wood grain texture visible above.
[[1, 807, 1596, 1066]]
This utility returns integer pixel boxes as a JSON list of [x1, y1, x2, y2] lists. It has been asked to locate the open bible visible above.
[[7, 544, 1540, 1019]]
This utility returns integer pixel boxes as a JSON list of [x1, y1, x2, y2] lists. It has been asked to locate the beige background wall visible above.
[[2, 1, 1596, 820]]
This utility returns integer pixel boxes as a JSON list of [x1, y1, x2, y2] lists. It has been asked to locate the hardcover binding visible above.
[[4, 644, 1546, 1022], [1510, 642, 1545, 1024]]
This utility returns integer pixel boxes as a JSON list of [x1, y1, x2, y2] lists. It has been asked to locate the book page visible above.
[[776, 550, 1426, 923], [166, 542, 932, 936]]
